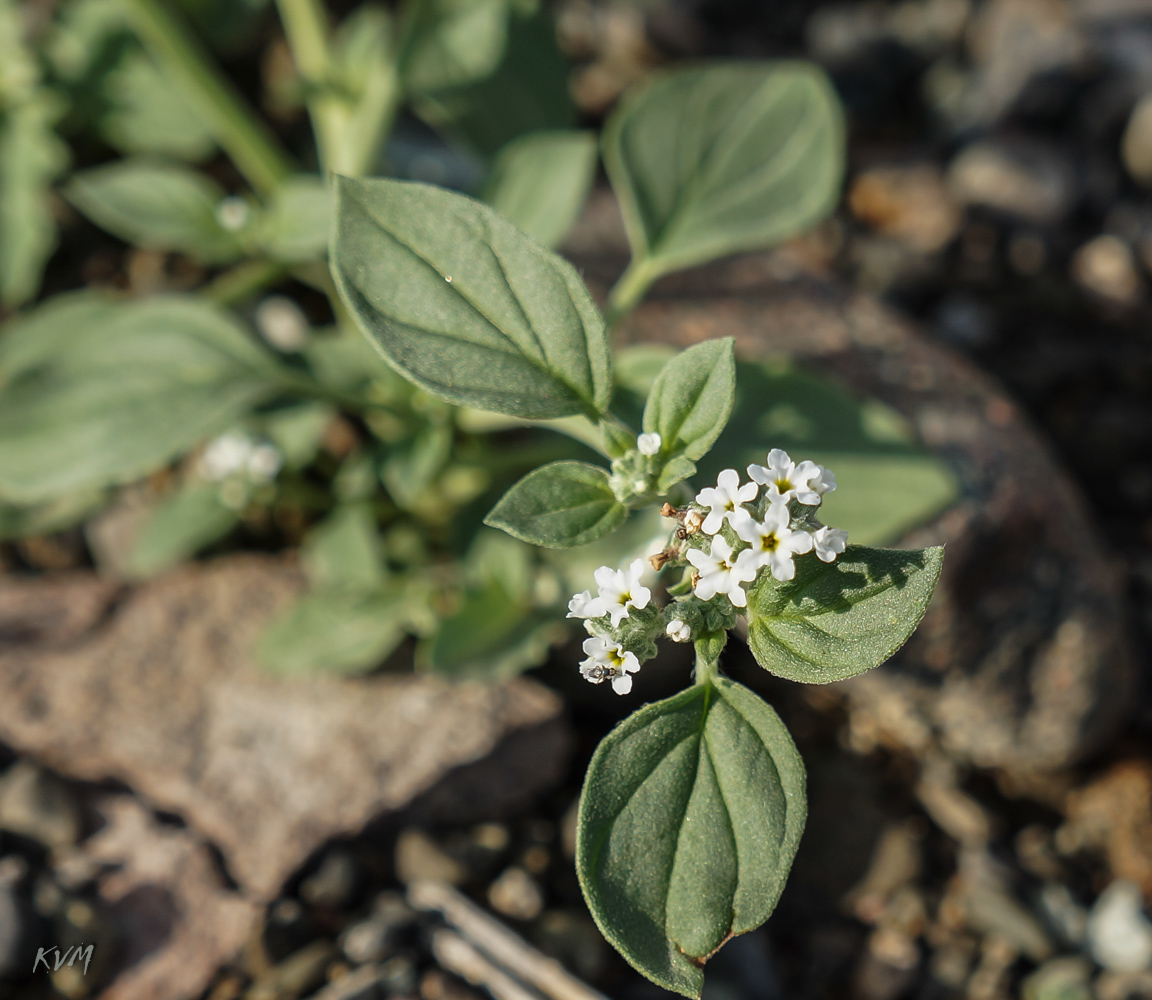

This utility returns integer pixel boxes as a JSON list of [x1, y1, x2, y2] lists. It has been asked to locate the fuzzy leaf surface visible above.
[[747, 545, 943, 683], [604, 62, 844, 275], [577, 676, 806, 997], [331, 176, 612, 419], [484, 460, 626, 547]]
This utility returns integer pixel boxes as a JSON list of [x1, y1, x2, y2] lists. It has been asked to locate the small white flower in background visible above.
[[696, 469, 758, 534], [199, 433, 282, 484], [812, 525, 849, 563], [567, 590, 607, 620], [637, 432, 662, 456], [580, 636, 641, 695], [810, 465, 837, 497], [734, 505, 814, 582], [687, 535, 757, 608], [666, 619, 692, 643], [255, 296, 310, 352], [215, 196, 251, 232], [593, 558, 652, 627], [748, 449, 822, 505]]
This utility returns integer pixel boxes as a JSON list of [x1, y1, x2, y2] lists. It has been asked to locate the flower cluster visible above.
[[567, 449, 849, 695], [197, 432, 283, 509]]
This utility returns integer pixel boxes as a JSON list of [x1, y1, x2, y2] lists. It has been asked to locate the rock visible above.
[[1059, 760, 1152, 897], [299, 851, 359, 910], [1095, 970, 1152, 1000], [1087, 880, 1152, 973], [948, 139, 1077, 224], [0, 760, 82, 850], [1021, 957, 1092, 1000], [395, 830, 467, 887], [487, 867, 544, 922], [1123, 93, 1152, 186], [957, 0, 1086, 124], [1037, 883, 1088, 947], [848, 164, 963, 253], [956, 849, 1054, 961], [1071, 235, 1144, 302], [575, 249, 1133, 773], [80, 794, 260, 1000], [340, 894, 413, 967], [379, 954, 417, 995], [307, 964, 382, 1000], [0, 556, 570, 900], [246, 940, 335, 1000]]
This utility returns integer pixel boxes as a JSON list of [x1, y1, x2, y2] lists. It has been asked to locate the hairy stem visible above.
[[604, 256, 661, 330], [121, 0, 294, 195]]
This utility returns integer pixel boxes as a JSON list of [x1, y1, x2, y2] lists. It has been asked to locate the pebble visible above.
[[395, 830, 466, 887], [486, 867, 544, 921], [341, 892, 414, 966], [1038, 882, 1088, 946], [306, 964, 382, 1000], [246, 940, 335, 1000], [848, 164, 962, 252], [1021, 956, 1092, 1000], [378, 954, 417, 995], [300, 851, 359, 910], [1087, 880, 1152, 973], [1071, 235, 1143, 303], [0, 761, 83, 850], [948, 139, 1076, 224], [1123, 93, 1152, 187]]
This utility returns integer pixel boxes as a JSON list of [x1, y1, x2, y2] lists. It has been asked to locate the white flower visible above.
[[247, 444, 282, 482], [810, 465, 837, 497], [734, 504, 814, 582], [665, 619, 692, 643], [637, 432, 662, 456], [580, 636, 640, 695], [567, 590, 607, 620], [199, 433, 254, 481], [812, 525, 848, 563], [747, 449, 822, 505], [695, 469, 758, 534], [592, 558, 652, 628], [215, 196, 251, 232], [686, 535, 757, 608]]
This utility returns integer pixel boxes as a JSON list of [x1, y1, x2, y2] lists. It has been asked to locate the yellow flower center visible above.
[[775, 478, 793, 493], [760, 533, 780, 552]]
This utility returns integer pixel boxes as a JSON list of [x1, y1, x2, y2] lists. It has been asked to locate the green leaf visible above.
[[255, 175, 332, 263], [0, 294, 282, 504], [656, 455, 696, 494], [380, 422, 454, 510], [65, 158, 243, 262], [123, 483, 238, 578], [331, 176, 612, 419], [257, 587, 408, 675], [412, 1, 575, 157], [576, 676, 806, 998], [484, 460, 626, 548], [747, 545, 944, 683], [399, 0, 508, 96], [100, 48, 216, 160], [604, 62, 844, 277], [483, 130, 597, 248], [261, 402, 334, 468], [0, 491, 105, 541], [0, 0, 69, 308], [643, 338, 735, 465], [302, 503, 386, 592]]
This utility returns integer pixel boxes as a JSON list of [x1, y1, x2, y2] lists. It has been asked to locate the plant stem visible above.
[[121, 0, 295, 195], [204, 259, 289, 306], [604, 256, 661, 330]]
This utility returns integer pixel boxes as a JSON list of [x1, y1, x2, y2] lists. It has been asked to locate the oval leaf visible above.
[[576, 676, 806, 998], [604, 62, 845, 275], [331, 176, 612, 419], [747, 545, 944, 683], [0, 294, 282, 504], [484, 460, 626, 548], [122, 483, 238, 578], [65, 158, 243, 263], [483, 129, 598, 248], [643, 337, 735, 465]]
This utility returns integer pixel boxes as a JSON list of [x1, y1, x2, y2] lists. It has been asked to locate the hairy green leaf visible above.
[[123, 483, 238, 578], [256, 175, 332, 262], [0, 294, 282, 504], [644, 337, 735, 466], [604, 62, 844, 276], [577, 676, 806, 998], [65, 158, 243, 262], [747, 545, 943, 683], [400, 0, 508, 96], [485, 460, 626, 548], [302, 503, 387, 592], [483, 130, 597, 248], [331, 176, 612, 419], [258, 587, 408, 675]]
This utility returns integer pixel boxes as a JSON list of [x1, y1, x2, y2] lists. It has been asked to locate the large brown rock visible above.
[[0, 556, 569, 901]]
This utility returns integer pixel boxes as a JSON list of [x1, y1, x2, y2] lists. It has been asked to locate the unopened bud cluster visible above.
[[568, 449, 849, 694]]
